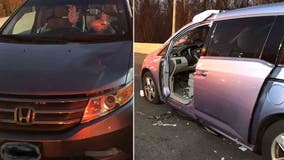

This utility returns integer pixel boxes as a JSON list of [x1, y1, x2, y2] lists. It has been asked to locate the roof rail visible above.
[[192, 10, 220, 23]]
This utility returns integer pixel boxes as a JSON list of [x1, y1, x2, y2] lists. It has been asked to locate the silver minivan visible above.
[[141, 3, 284, 159]]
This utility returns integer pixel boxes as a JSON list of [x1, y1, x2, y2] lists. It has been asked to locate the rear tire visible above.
[[142, 72, 161, 104], [262, 120, 284, 160]]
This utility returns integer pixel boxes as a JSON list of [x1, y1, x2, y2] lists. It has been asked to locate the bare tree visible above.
[[135, 0, 172, 42], [135, 0, 284, 43], [0, 0, 24, 17]]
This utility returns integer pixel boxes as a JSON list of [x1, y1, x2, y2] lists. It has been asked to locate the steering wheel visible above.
[[187, 47, 199, 66], [176, 45, 198, 66]]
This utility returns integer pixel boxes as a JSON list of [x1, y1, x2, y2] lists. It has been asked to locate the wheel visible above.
[[142, 71, 161, 104], [262, 120, 284, 160]]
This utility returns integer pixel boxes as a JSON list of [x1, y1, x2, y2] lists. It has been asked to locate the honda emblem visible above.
[[14, 107, 35, 125]]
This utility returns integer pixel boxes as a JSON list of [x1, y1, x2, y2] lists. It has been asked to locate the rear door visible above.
[[194, 16, 277, 142]]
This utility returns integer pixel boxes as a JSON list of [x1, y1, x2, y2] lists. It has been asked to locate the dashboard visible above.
[[169, 44, 202, 74]]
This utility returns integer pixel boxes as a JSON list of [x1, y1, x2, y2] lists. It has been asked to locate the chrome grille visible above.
[[0, 98, 88, 131]]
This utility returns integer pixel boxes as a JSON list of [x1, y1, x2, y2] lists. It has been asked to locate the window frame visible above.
[[166, 21, 211, 58], [157, 43, 169, 57], [0, 0, 28, 33], [268, 16, 284, 66], [205, 16, 276, 61]]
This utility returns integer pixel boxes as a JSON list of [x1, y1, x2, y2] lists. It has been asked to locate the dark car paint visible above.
[[0, 41, 132, 95], [0, 99, 133, 158], [250, 67, 284, 148], [0, 99, 133, 141]]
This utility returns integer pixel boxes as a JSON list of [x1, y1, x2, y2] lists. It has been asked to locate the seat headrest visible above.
[[54, 6, 68, 18]]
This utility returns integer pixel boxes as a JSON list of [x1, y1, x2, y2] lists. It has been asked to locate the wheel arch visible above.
[[141, 67, 164, 102], [141, 68, 151, 77], [249, 80, 284, 153], [141, 68, 152, 86], [254, 114, 284, 153]]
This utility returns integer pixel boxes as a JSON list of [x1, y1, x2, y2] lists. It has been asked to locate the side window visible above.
[[207, 17, 274, 59], [264, 16, 284, 64], [173, 25, 209, 48], [174, 35, 188, 47], [279, 44, 284, 65], [13, 10, 36, 35]]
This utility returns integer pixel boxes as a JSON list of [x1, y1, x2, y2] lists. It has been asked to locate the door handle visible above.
[[195, 70, 208, 77]]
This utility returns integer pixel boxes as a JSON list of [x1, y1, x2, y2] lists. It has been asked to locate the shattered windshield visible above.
[[0, 0, 131, 43]]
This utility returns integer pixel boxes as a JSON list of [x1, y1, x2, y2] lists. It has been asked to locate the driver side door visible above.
[[162, 23, 210, 105]]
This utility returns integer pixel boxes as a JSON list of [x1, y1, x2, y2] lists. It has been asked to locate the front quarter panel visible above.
[[141, 52, 163, 100]]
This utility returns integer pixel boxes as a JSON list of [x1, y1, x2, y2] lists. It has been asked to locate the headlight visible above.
[[81, 82, 133, 123]]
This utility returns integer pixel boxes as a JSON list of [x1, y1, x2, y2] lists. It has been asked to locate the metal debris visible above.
[[152, 121, 177, 127], [152, 111, 173, 120], [136, 111, 156, 119], [238, 146, 247, 152], [136, 111, 147, 116], [140, 90, 144, 97]]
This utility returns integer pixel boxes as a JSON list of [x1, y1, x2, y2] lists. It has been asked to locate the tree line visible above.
[[0, 0, 24, 17], [135, 0, 284, 43]]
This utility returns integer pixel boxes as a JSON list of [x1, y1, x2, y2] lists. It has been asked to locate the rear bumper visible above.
[[0, 99, 133, 159]]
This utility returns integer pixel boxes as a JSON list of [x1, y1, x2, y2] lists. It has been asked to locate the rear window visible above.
[[1, 0, 131, 43], [207, 17, 274, 59]]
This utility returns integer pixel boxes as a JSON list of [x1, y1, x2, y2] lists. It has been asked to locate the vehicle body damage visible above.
[[141, 3, 284, 160]]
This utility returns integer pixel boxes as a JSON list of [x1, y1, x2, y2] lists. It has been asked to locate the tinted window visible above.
[[173, 25, 209, 48], [207, 17, 274, 58], [267, 16, 284, 65], [1, 0, 131, 43], [279, 43, 284, 65]]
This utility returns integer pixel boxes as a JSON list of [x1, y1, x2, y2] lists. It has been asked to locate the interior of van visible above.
[[168, 25, 209, 104]]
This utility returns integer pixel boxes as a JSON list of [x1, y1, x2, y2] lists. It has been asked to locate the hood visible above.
[[0, 41, 132, 96]]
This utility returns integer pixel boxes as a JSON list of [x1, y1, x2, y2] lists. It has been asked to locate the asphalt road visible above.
[[135, 53, 262, 160]]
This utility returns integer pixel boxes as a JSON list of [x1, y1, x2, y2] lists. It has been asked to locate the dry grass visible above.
[[134, 42, 162, 54], [0, 17, 8, 27]]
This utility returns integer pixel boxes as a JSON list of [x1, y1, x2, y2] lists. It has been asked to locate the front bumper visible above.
[[0, 99, 133, 159]]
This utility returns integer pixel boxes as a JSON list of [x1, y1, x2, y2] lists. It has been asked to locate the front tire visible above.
[[262, 120, 284, 160], [142, 72, 161, 104]]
